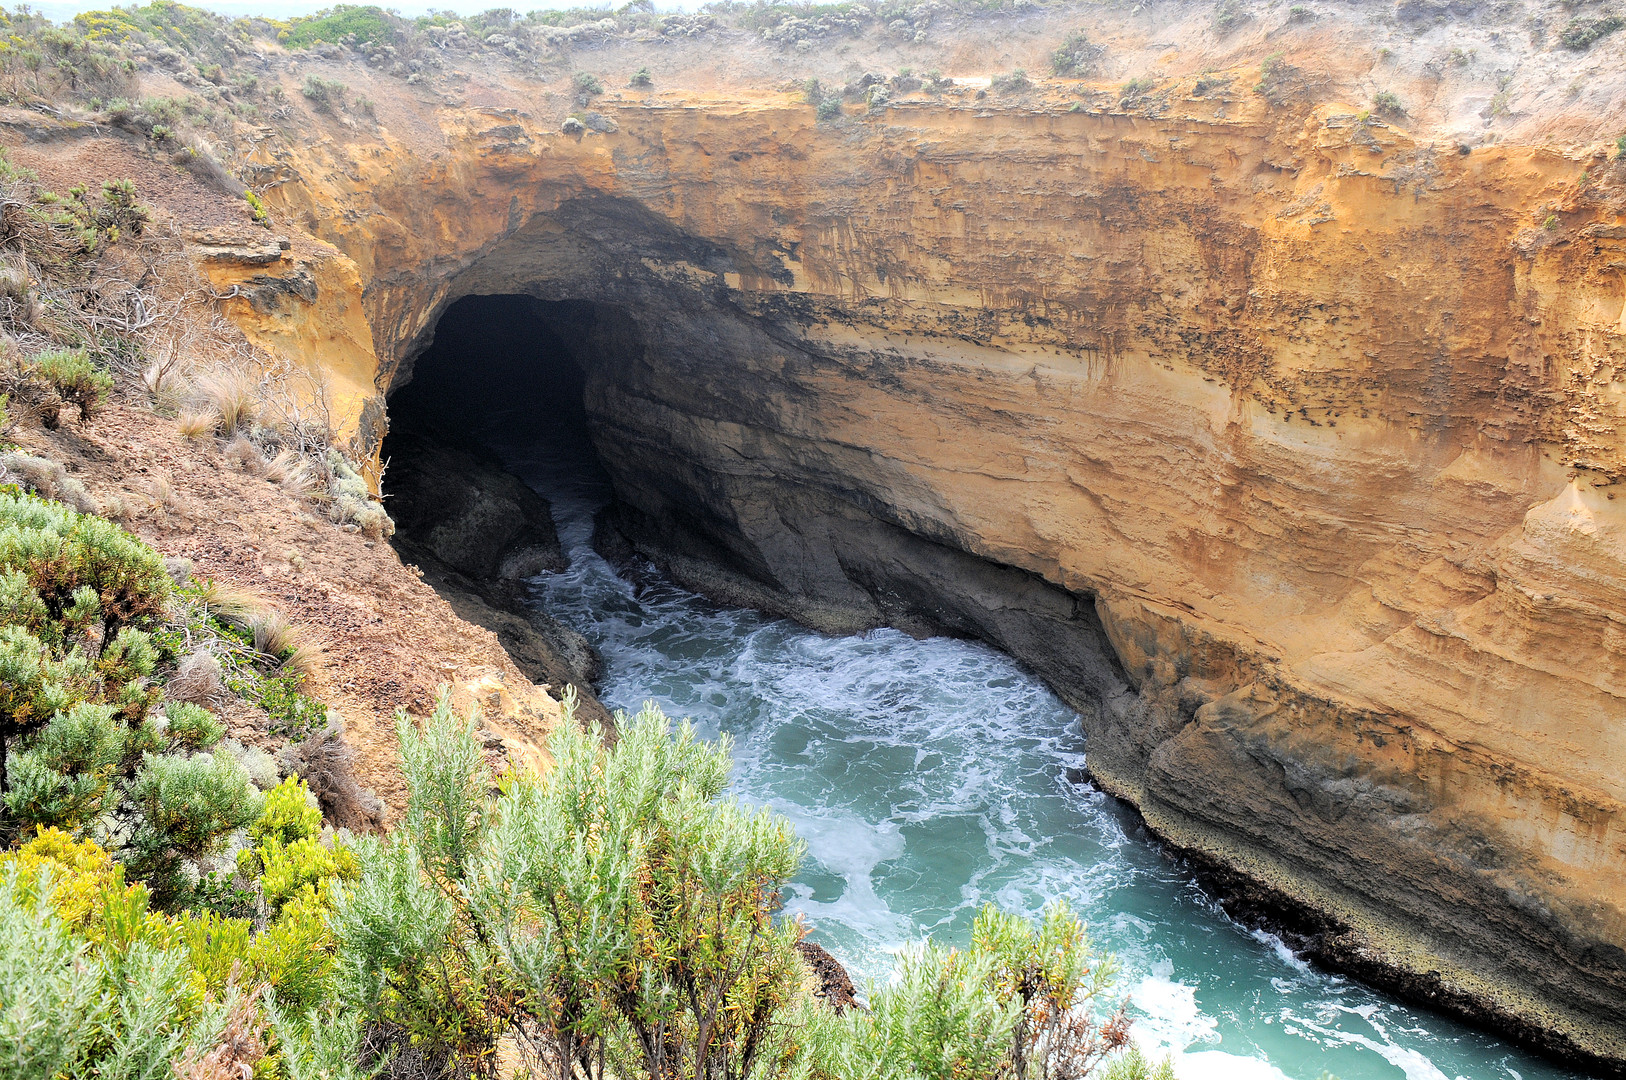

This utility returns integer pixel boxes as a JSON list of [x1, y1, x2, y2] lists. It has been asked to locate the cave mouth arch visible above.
[[386, 294, 612, 453], [378, 293, 644, 719]]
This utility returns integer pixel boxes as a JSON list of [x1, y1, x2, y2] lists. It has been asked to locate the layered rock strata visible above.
[[225, 56, 1626, 1069]]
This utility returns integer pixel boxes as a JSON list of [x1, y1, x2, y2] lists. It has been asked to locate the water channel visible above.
[[452, 405, 1585, 1080]]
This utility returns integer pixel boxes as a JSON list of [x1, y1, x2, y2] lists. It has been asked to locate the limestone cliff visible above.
[[134, 0, 1626, 1067]]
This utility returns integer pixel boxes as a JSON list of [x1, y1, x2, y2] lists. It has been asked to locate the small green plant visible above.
[[816, 95, 842, 121], [1120, 76, 1155, 102], [1560, 14, 1624, 50], [300, 75, 346, 114], [244, 189, 269, 226], [1615, 134, 1626, 158], [573, 70, 603, 96], [1051, 29, 1095, 76], [1289, 4, 1311, 19], [148, 123, 171, 141], [28, 349, 112, 420], [1373, 89, 1405, 116], [802, 76, 823, 104], [1544, 214, 1560, 230], [629, 66, 652, 87]]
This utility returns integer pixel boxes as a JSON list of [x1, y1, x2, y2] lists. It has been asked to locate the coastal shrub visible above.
[[28, 348, 113, 420], [799, 901, 1137, 1080], [282, 5, 397, 49], [0, 490, 261, 903], [574, 70, 604, 96], [1212, 0, 1250, 34], [1373, 89, 1405, 116], [328, 692, 807, 1080], [991, 67, 1031, 92], [301, 75, 346, 113], [1559, 14, 1623, 50], [326, 450, 394, 539], [629, 66, 652, 87], [1051, 29, 1097, 76]]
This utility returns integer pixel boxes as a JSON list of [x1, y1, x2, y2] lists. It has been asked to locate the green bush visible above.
[[574, 70, 604, 96], [801, 902, 1134, 1080], [1372, 89, 1404, 116], [281, 5, 396, 49], [0, 490, 258, 902], [329, 692, 806, 1079], [1560, 14, 1623, 50], [629, 66, 652, 87], [28, 349, 113, 420], [1051, 29, 1095, 76]]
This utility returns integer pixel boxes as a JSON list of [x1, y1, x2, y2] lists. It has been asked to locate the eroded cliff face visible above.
[[206, 19, 1626, 1067]]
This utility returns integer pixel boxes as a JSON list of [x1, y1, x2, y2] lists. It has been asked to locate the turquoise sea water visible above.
[[485, 424, 1584, 1080]]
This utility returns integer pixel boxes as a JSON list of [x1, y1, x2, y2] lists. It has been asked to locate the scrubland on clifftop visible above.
[[0, 0, 1624, 1073]]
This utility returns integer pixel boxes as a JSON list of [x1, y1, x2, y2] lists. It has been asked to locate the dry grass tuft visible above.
[[277, 721, 384, 830], [144, 475, 180, 519], [177, 411, 216, 439], [194, 578, 261, 623], [263, 448, 320, 497], [277, 638, 323, 679], [166, 647, 224, 703], [250, 609, 299, 660], [222, 433, 264, 473], [195, 368, 259, 434]]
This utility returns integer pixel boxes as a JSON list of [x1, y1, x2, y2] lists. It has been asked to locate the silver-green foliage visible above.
[[0, 491, 257, 901], [800, 901, 1140, 1080], [329, 691, 807, 1080]]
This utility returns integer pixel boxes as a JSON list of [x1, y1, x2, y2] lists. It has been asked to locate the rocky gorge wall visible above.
[[215, 36, 1626, 1069]]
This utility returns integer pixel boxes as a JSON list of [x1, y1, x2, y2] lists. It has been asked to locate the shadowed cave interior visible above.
[[381, 294, 623, 726]]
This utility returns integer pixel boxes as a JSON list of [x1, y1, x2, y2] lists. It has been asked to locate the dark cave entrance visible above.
[[385, 294, 600, 455], [380, 294, 626, 723]]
